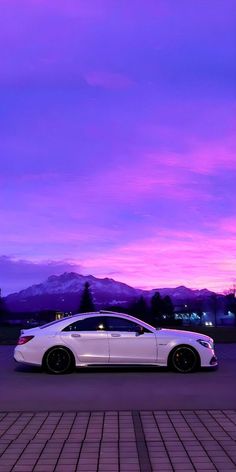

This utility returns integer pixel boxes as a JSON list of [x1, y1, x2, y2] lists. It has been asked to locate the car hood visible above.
[[157, 328, 213, 343]]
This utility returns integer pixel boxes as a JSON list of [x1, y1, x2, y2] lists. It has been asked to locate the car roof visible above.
[[40, 311, 155, 331], [75, 311, 155, 328]]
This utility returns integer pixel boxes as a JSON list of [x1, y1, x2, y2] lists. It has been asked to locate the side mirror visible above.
[[135, 326, 144, 336]]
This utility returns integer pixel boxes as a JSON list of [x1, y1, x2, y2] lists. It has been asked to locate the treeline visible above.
[[78, 282, 175, 327], [78, 283, 236, 327], [1, 282, 236, 327], [0, 282, 176, 327]]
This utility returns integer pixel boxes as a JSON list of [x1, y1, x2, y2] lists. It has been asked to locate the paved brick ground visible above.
[[0, 410, 236, 472]]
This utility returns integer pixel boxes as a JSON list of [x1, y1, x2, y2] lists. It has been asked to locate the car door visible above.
[[106, 316, 157, 364], [60, 316, 109, 364]]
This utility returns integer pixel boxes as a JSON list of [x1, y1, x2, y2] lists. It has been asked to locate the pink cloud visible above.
[[2, 227, 235, 293], [1, 157, 207, 214], [0, 0, 110, 19], [77, 229, 236, 293], [0, 206, 121, 251], [208, 217, 236, 234], [162, 140, 236, 175], [0, 151, 213, 243], [0, 256, 82, 295], [78, 154, 213, 203], [84, 71, 135, 89]]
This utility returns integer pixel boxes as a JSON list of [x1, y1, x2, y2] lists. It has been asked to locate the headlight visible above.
[[197, 339, 213, 349]]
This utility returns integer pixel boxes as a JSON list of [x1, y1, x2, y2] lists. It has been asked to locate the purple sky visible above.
[[1, 0, 236, 295]]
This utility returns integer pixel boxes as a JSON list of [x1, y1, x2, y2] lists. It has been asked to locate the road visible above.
[[0, 344, 236, 411]]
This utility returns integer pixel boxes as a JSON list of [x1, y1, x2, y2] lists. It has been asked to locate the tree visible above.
[[150, 292, 163, 326], [225, 285, 236, 326], [162, 295, 175, 321], [79, 282, 95, 313], [210, 293, 218, 327], [0, 288, 7, 322], [130, 296, 149, 322], [187, 298, 204, 325]]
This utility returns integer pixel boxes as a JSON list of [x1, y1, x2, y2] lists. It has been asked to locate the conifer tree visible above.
[[162, 295, 174, 321], [132, 296, 148, 321], [150, 291, 163, 325], [79, 282, 95, 313], [226, 286, 236, 326]]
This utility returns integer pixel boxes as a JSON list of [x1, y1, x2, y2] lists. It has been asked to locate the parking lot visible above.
[[0, 345, 236, 471], [0, 344, 236, 411]]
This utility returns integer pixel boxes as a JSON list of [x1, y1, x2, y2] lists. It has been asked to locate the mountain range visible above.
[[4, 272, 216, 313]]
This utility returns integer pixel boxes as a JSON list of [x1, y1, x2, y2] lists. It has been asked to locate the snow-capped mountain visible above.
[[148, 285, 213, 300], [5, 272, 142, 312], [4, 272, 215, 312]]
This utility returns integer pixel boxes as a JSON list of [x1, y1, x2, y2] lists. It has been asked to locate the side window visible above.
[[63, 317, 106, 332], [106, 317, 145, 332]]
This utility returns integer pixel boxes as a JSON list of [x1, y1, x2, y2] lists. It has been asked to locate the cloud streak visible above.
[[0, 256, 82, 295], [84, 71, 135, 89], [74, 228, 236, 293]]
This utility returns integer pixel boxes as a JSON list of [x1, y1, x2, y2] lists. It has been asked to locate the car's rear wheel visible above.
[[169, 346, 199, 373], [44, 347, 74, 374]]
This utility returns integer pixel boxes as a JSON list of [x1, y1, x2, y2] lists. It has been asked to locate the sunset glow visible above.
[[0, 0, 236, 294]]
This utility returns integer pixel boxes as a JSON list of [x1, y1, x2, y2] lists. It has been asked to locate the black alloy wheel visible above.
[[45, 347, 73, 374], [171, 346, 198, 373]]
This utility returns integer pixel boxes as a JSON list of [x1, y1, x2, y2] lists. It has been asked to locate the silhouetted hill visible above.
[[4, 272, 216, 312]]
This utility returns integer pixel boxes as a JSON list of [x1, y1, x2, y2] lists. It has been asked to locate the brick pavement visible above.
[[0, 410, 236, 472]]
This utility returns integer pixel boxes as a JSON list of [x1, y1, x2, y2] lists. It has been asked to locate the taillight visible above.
[[17, 336, 34, 345]]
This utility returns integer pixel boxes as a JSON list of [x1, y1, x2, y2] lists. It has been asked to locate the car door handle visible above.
[[111, 333, 121, 337], [71, 333, 81, 337]]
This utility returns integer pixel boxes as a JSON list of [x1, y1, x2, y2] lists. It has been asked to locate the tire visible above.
[[44, 347, 74, 374], [169, 345, 199, 373]]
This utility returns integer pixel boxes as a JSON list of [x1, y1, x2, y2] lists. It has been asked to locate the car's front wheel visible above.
[[169, 346, 199, 373], [44, 347, 74, 374]]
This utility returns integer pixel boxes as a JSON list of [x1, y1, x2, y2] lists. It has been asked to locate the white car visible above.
[[14, 311, 218, 374]]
